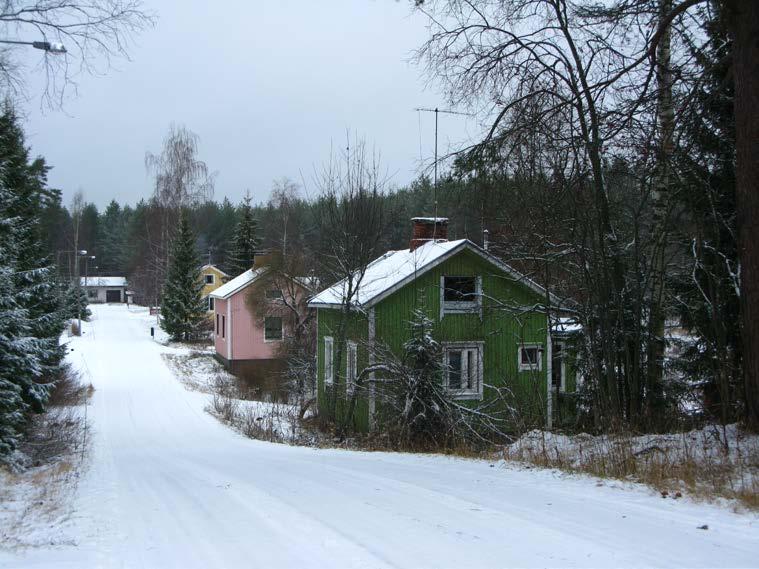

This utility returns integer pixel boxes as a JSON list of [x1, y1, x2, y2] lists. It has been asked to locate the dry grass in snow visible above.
[[0, 365, 91, 551], [163, 351, 320, 446], [504, 425, 759, 510]]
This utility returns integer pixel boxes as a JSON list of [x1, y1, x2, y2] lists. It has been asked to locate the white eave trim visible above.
[[209, 270, 265, 300]]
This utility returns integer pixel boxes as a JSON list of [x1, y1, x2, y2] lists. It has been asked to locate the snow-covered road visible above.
[[3, 304, 757, 568]]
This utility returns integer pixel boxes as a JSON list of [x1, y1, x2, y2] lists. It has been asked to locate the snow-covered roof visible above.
[[201, 264, 229, 276], [411, 216, 449, 223], [309, 239, 558, 309], [292, 276, 320, 292], [209, 267, 267, 299], [81, 276, 127, 287], [552, 317, 582, 335]]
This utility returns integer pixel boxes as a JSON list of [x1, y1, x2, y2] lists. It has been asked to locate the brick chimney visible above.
[[410, 217, 449, 251], [253, 249, 273, 268]]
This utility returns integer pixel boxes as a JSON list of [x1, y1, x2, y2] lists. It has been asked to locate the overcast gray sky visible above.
[[20, 0, 477, 209]]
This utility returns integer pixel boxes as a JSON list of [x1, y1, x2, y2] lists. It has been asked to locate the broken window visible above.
[[519, 345, 542, 372], [442, 275, 481, 314], [443, 343, 483, 399]]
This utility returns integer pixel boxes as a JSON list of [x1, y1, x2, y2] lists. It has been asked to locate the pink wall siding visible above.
[[214, 285, 296, 362], [213, 298, 230, 359], [229, 291, 280, 360]]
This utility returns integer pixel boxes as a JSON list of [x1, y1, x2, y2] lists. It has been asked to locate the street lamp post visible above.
[[75, 249, 88, 335], [82, 255, 96, 332], [0, 39, 66, 54]]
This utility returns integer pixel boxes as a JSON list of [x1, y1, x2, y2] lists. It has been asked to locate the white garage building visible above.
[[80, 276, 128, 303]]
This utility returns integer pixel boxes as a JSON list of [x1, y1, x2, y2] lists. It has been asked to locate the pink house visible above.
[[209, 260, 312, 382]]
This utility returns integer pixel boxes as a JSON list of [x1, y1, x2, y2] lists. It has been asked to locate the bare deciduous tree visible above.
[[142, 123, 214, 304], [0, 0, 154, 108], [268, 178, 300, 259], [314, 138, 387, 432]]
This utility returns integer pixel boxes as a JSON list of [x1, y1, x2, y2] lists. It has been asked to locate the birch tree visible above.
[[144, 123, 214, 303]]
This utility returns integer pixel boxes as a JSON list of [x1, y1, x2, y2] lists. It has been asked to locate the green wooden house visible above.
[[308, 218, 577, 432]]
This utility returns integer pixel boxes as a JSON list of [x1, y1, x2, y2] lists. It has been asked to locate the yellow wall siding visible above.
[[201, 265, 228, 311]]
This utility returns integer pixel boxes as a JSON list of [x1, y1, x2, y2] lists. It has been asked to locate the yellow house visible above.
[[200, 264, 229, 312]]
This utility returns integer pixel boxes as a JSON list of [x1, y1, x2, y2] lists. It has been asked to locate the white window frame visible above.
[[207, 296, 214, 311], [552, 341, 567, 393], [324, 336, 334, 385], [205, 274, 215, 285], [518, 344, 543, 372], [443, 342, 484, 400], [440, 275, 482, 317], [263, 316, 283, 342], [346, 341, 358, 393]]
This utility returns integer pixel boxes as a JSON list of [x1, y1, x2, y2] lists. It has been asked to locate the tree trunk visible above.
[[729, 0, 759, 430], [646, 0, 675, 428]]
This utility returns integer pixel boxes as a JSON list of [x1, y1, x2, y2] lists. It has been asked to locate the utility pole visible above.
[[74, 250, 87, 335], [414, 107, 471, 234]]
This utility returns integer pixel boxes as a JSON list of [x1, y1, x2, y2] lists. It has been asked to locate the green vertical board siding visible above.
[[374, 249, 550, 429], [316, 308, 370, 430]]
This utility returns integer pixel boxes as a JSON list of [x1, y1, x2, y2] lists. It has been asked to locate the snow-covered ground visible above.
[[1, 304, 757, 568]]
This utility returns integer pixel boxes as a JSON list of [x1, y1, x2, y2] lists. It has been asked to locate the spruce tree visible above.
[[0, 186, 44, 456], [0, 103, 66, 408], [227, 194, 260, 276], [160, 211, 206, 341], [97, 200, 128, 275]]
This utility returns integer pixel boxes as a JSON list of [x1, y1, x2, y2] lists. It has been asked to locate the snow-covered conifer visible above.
[[0, 187, 44, 456], [227, 194, 260, 277], [160, 210, 206, 341]]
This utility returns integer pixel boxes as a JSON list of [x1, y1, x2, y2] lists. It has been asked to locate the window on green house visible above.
[[519, 345, 542, 372], [205, 274, 214, 285], [264, 317, 283, 341], [346, 341, 358, 393], [443, 343, 483, 399], [324, 336, 334, 385], [441, 275, 481, 315]]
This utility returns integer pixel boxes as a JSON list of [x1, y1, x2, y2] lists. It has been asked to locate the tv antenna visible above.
[[414, 107, 472, 221]]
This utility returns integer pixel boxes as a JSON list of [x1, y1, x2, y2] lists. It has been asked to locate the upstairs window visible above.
[[519, 344, 542, 372], [264, 317, 283, 341], [443, 343, 483, 399], [441, 275, 481, 314], [265, 289, 283, 300], [205, 274, 214, 285]]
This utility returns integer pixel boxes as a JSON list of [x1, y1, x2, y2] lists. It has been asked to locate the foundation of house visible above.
[[214, 355, 289, 402]]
